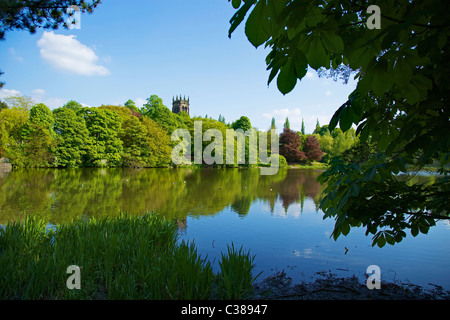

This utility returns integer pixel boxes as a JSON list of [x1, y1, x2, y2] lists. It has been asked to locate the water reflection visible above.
[[0, 168, 325, 225], [2, 167, 449, 290]]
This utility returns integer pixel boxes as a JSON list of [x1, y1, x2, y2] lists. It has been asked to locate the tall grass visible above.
[[217, 243, 262, 299], [0, 213, 256, 300]]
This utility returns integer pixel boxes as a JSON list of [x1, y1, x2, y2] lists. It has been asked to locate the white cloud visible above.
[[37, 31, 110, 76], [0, 87, 73, 109], [325, 90, 332, 96], [0, 88, 21, 100], [32, 88, 46, 96], [29, 88, 65, 109], [135, 98, 147, 108], [44, 97, 66, 109]]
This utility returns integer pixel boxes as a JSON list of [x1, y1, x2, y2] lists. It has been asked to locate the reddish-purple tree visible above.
[[304, 135, 324, 162], [279, 128, 306, 163]]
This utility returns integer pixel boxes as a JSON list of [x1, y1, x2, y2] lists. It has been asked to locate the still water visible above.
[[1, 168, 449, 289]]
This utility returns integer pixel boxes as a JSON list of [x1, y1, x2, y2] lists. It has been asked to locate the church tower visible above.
[[172, 95, 189, 115]]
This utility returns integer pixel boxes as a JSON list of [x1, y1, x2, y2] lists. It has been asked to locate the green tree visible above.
[[140, 117, 172, 167], [81, 107, 123, 167], [0, 100, 8, 111], [228, 0, 450, 246], [121, 116, 172, 167], [124, 99, 143, 117], [329, 128, 357, 158], [0, 107, 28, 142], [99, 104, 134, 120], [26, 103, 54, 129], [190, 117, 229, 166], [315, 119, 320, 133], [124, 99, 138, 112], [142, 95, 185, 135], [63, 100, 83, 113], [21, 103, 56, 167], [317, 132, 334, 161], [0, 107, 28, 160], [22, 125, 56, 167], [120, 116, 149, 167], [142, 95, 164, 114], [283, 117, 290, 129], [314, 124, 330, 136], [97, 104, 171, 167], [231, 116, 252, 132], [53, 107, 93, 167], [301, 119, 305, 135], [270, 117, 276, 129], [4, 95, 35, 111]]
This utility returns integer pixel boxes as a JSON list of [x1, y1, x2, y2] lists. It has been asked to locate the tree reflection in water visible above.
[[0, 168, 326, 225]]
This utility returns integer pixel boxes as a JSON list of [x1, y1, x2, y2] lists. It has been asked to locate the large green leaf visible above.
[[329, 102, 346, 131], [377, 130, 390, 151], [306, 36, 329, 70], [231, 0, 241, 9], [405, 84, 421, 105], [229, 0, 255, 38], [276, 59, 297, 94], [372, 60, 393, 97], [339, 105, 353, 132], [293, 51, 307, 79], [320, 32, 344, 53], [245, 0, 271, 48], [376, 233, 386, 248]]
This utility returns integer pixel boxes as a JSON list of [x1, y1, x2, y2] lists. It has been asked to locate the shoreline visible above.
[[251, 270, 450, 300]]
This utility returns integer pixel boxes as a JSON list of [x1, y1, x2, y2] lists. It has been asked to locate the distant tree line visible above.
[[0, 94, 359, 168], [277, 117, 359, 164]]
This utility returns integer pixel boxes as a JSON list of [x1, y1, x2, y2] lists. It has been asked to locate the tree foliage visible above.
[[0, 100, 8, 111], [303, 135, 323, 162], [279, 128, 306, 163], [1, 95, 295, 169], [62, 100, 83, 113], [80, 107, 123, 167], [53, 107, 92, 167], [142, 95, 187, 135], [228, 0, 450, 246], [0, 107, 28, 158], [231, 116, 252, 132], [0, 0, 101, 40], [4, 95, 35, 111], [121, 116, 171, 168], [283, 117, 290, 129], [20, 103, 56, 167]]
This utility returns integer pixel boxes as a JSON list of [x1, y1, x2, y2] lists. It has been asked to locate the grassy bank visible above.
[[0, 213, 259, 300], [289, 162, 328, 170]]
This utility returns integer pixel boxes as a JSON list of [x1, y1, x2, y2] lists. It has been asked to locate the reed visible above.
[[216, 243, 262, 300], [0, 213, 256, 300]]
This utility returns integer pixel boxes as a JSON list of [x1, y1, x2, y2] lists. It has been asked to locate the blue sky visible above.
[[0, 0, 357, 133]]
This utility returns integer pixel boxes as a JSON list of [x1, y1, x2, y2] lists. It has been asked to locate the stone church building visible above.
[[172, 96, 189, 115]]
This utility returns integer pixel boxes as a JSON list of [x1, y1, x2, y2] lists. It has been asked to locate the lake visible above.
[[1, 167, 449, 290]]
